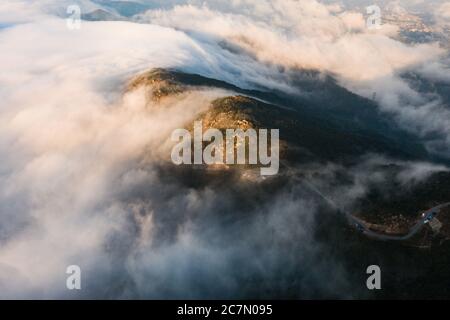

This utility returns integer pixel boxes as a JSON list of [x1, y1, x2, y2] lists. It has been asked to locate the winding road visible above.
[[289, 169, 450, 241], [346, 202, 450, 241]]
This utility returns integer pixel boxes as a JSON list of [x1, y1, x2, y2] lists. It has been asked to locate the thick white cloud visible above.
[[436, 2, 450, 21], [135, 0, 450, 155], [0, 14, 229, 297]]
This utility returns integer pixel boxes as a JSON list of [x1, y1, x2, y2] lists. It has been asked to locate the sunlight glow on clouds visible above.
[[0, 0, 450, 298]]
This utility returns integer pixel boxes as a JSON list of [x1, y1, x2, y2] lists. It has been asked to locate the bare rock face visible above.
[[127, 69, 292, 166], [127, 68, 186, 102], [125, 68, 428, 166], [126, 68, 450, 249]]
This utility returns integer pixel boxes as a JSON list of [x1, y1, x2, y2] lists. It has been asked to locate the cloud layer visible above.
[[0, 0, 450, 298]]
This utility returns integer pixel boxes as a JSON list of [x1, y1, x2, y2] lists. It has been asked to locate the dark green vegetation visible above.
[[356, 169, 450, 219], [129, 68, 431, 164], [129, 68, 450, 223], [127, 68, 450, 299]]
